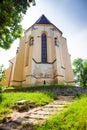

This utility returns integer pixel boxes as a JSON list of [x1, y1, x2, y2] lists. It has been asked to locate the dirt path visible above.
[[0, 96, 74, 130]]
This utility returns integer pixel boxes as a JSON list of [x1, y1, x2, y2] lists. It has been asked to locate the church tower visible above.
[[7, 15, 74, 86]]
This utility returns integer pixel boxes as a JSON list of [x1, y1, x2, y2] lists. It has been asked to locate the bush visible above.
[[0, 86, 2, 102]]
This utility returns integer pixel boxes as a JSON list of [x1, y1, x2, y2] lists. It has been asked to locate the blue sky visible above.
[[0, 0, 87, 68]]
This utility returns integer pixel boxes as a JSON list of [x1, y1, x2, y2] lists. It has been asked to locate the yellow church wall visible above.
[[10, 37, 26, 86], [60, 37, 75, 85], [61, 37, 70, 81], [31, 77, 56, 85], [25, 42, 29, 66], [33, 36, 41, 62], [54, 43, 64, 78], [47, 35, 56, 62], [9, 57, 16, 86], [28, 24, 66, 85], [23, 40, 31, 82], [23, 29, 36, 86]]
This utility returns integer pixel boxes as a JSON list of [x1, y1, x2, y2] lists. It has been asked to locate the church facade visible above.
[[5, 15, 75, 86]]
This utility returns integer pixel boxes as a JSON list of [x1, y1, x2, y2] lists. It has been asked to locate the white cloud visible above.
[[67, 28, 87, 62]]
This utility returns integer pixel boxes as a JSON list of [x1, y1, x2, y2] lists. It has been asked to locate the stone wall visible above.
[[32, 60, 57, 78], [5, 87, 87, 96], [29, 87, 87, 96]]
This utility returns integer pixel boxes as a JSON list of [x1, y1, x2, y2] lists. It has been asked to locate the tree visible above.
[[73, 58, 87, 88], [0, 0, 36, 49], [0, 65, 5, 82], [0, 65, 5, 102]]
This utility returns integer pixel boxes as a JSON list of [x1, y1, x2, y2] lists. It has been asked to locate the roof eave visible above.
[[25, 23, 62, 35]]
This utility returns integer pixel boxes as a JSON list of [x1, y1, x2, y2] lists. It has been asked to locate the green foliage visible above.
[[0, 92, 57, 122], [0, 65, 6, 102], [0, 65, 5, 82], [0, 0, 36, 49], [0, 86, 2, 102], [0, 86, 2, 93], [36, 95, 87, 130], [73, 58, 87, 88]]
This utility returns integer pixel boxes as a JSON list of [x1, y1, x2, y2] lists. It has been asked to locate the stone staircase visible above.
[[0, 96, 74, 130]]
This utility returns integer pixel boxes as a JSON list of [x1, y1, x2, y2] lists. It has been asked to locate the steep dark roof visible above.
[[35, 14, 52, 24], [26, 14, 62, 34]]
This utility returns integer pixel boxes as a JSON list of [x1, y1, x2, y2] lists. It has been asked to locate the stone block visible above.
[[13, 100, 36, 112]]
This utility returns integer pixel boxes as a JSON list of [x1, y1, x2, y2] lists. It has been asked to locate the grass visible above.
[[0, 91, 57, 122], [35, 94, 87, 130], [4, 84, 73, 92]]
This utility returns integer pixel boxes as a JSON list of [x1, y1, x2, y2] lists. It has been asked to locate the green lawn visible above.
[[35, 95, 87, 130], [0, 92, 57, 122]]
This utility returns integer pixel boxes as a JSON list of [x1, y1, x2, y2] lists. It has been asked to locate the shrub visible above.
[[0, 86, 2, 102]]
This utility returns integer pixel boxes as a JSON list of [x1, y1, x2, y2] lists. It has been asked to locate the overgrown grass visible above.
[[4, 84, 73, 92], [0, 86, 2, 102], [35, 95, 87, 130], [0, 92, 57, 122]]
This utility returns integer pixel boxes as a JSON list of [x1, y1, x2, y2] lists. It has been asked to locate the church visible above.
[[4, 15, 75, 86]]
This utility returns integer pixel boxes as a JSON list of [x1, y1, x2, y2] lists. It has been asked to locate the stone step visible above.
[[27, 107, 43, 114], [0, 96, 74, 130], [28, 114, 48, 120], [42, 107, 63, 111], [14, 117, 38, 125], [51, 101, 68, 105], [32, 110, 55, 115], [45, 104, 65, 108], [32, 110, 51, 115]]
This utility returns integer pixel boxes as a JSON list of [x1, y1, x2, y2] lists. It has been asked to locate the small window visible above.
[[54, 37, 57, 45], [29, 37, 34, 45], [54, 37, 59, 47]]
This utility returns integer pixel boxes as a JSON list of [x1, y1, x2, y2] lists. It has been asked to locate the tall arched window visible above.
[[41, 33, 47, 63]]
